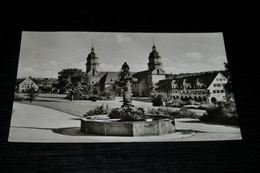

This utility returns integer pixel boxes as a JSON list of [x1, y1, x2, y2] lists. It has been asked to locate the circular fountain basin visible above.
[[80, 118, 175, 136]]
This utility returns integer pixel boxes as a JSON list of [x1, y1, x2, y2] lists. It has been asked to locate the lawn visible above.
[[15, 93, 155, 117], [15, 93, 206, 117]]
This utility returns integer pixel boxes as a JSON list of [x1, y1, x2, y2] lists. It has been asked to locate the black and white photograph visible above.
[[9, 31, 242, 142]]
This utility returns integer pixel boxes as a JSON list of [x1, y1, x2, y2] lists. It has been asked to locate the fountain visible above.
[[81, 62, 175, 136]]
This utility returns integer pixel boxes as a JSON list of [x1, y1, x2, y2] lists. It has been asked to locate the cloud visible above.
[[130, 64, 147, 72], [208, 56, 227, 65], [48, 60, 58, 66], [116, 34, 132, 43], [184, 52, 204, 61], [17, 66, 57, 78], [166, 52, 204, 64], [99, 63, 121, 71], [68, 61, 86, 71]]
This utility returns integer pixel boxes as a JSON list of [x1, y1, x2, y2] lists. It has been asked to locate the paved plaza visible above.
[[8, 101, 242, 142]]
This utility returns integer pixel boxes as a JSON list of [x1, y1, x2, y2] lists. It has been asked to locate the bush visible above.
[[199, 101, 239, 125], [147, 107, 199, 119], [25, 87, 38, 103], [165, 98, 184, 108], [13, 94, 25, 101], [171, 107, 199, 119], [151, 93, 167, 106], [108, 107, 146, 121], [84, 104, 110, 117], [89, 96, 98, 102]]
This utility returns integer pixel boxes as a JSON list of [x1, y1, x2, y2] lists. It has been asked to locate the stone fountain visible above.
[[81, 62, 175, 136]]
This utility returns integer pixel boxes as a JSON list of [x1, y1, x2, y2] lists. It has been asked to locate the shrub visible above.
[[98, 96, 107, 100], [84, 104, 110, 117], [199, 101, 239, 125], [13, 94, 25, 101], [171, 107, 199, 119], [151, 93, 167, 106], [147, 108, 173, 117], [165, 98, 184, 107], [108, 107, 146, 121], [89, 96, 98, 102], [25, 87, 38, 103], [147, 107, 199, 119]]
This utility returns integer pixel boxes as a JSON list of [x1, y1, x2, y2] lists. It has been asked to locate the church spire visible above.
[[152, 36, 156, 51], [91, 39, 94, 52]]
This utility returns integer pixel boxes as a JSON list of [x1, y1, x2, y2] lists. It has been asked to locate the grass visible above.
[[15, 94, 154, 117], [15, 93, 207, 118]]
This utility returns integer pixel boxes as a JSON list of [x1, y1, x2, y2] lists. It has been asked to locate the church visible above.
[[85, 42, 168, 96], [85, 41, 230, 103]]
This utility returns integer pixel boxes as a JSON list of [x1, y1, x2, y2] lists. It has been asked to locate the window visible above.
[[214, 84, 216, 87], [213, 90, 216, 93], [217, 90, 220, 93], [221, 90, 224, 93], [219, 78, 222, 81]]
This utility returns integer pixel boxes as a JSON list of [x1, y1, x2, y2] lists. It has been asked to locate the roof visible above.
[[98, 71, 119, 85], [155, 79, 172, 90], [150, 68, 165, 75], [156, 71, 221, 90], [132, 70, 148, 83], [19, 76, 39, 86]]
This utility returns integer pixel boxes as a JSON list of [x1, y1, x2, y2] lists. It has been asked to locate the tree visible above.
[[53, 68, 90, 101], [26, 87, 38, 103], [223, 62, 233, 93]]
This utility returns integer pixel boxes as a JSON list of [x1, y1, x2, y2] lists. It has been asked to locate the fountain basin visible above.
[[81, 118, 175, 136]]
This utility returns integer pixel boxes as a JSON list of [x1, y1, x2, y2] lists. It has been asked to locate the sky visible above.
[[17, 32, 227, 78]]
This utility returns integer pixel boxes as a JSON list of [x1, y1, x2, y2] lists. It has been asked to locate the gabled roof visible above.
[[132, 70, 148, 83], [155, 79, 172, 90], [87, 69, 100, 76], [103, 72, 119, 85], [156, 71, 221, 90], [19, 76, 39, 86], [150, 68, 165, 75], [34, 78, 56, 86], [98, 71, 119, 86]]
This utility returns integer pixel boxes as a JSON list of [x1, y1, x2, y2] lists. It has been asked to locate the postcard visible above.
[[9, 32, 242, 142]]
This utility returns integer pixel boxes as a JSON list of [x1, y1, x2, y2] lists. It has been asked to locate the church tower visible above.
[[147, 40, 164, 74], [86, 43, 100, 85], [147, 38, 166, 95]]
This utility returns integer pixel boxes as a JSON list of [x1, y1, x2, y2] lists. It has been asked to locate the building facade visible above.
[[19, 77, 39, 92], [155, 71, 228, 103]]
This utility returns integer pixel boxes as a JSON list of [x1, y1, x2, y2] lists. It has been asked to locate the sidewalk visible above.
[[8, 102, 242, 143]]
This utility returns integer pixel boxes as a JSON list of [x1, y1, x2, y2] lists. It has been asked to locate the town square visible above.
[[9, 32, 242, 142]]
